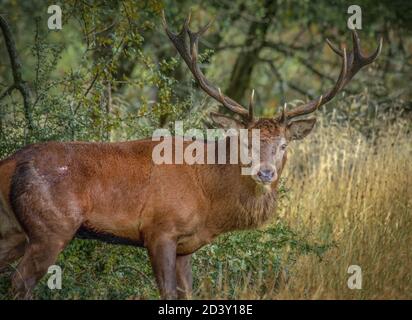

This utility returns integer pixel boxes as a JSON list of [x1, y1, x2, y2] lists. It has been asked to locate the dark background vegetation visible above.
[[0, 0, 411, 299]]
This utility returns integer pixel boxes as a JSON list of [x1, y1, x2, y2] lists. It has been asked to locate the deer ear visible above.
[[209, 112, 245, 129], [286, 118, 316, 140]]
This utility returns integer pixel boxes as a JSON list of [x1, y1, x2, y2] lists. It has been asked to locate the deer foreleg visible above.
[[147, 236, 178, 299], [176, 254, 192, 299]]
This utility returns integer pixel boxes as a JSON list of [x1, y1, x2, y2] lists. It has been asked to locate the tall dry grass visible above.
[[198, 116, 411, 299], [276, 117, 412, 299]]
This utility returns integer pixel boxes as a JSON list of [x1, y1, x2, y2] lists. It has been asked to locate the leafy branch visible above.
[[0, 15, 33, 135]]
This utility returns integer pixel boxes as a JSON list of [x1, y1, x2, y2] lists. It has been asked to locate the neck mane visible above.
[[200, 162, 279, 233], [234, 177, 279, 230]]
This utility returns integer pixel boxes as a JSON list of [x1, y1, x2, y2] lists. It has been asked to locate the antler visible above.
[[283, 30, 382, 120], [162, 11, 255, 123]]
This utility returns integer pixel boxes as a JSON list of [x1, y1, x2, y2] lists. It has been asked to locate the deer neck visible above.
[[202, 163, 279, 233], [234, 169, 279, 230]]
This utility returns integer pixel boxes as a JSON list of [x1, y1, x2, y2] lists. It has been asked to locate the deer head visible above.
[[162, 12, 382, 188]]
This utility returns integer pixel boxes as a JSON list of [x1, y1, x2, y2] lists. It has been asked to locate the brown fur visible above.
[[0, 118, 313, 299]]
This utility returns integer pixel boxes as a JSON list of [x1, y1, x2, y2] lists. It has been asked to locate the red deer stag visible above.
[[0, 13, 381, 299]]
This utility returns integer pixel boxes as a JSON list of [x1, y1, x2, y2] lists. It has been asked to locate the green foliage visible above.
[[0, 221, 333, 299]]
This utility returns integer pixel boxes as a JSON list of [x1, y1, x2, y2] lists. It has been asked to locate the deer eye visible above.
[[280, 143, 287, 150]]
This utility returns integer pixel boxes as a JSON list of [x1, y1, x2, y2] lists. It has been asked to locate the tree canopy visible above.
[[0, 0, 411, 155]]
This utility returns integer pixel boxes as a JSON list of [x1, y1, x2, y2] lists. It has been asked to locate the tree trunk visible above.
[[226, 0, 278, 103]]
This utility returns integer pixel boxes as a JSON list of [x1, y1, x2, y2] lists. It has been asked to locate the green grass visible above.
[[0, 221, 332, 299]]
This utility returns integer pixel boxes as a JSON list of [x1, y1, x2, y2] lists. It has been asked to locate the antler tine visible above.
[[187, 18, 212, 64], [278, 103, 287, 123], [351, 29, 362, 56], [161, 10, 167, 28], [162, 11, 192, 68], [342, 29, 382, 86], [366, 36, 383, 63], [184, 10, 192, 30], [163, 11, 250, 119], [283, 30, 381, 121], [186, 18, 247, 115], [326, 38, 344, 57], [330, 47, 347, 94]]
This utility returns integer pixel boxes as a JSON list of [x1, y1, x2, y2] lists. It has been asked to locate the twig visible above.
[[287, 82, 315, 99], [264, 59, 286, 103], [0, 84, 15, 100], [73, 72, 99, 114], [262, 58, 314, 99]]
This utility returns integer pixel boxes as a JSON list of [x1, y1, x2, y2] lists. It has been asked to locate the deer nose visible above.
[[257, 169, 275, 183]]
